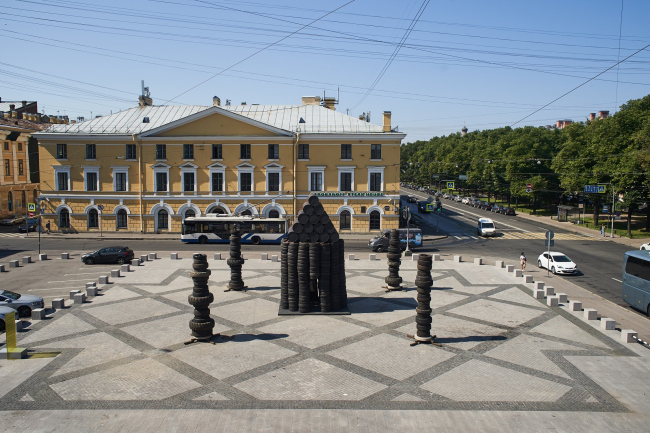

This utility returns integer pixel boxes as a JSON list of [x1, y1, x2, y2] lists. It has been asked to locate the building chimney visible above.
[[556, 120, 562, 128], [382, 111, 392, 132], [9, 104, 15, 111], [589, 113, 596, 121], [598, 110, 609, 119], [241, 102, 247, 105], [213, 96, 221, 106], [461, 124, 468, 137], [301, 96, 321, 106], [21, 101, 27, 108], [139, 80, 153, 106], [322, 97, 337, 110]]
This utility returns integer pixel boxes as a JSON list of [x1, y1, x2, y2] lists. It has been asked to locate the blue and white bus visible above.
[[622, 250, 650, 316], [181, 215, 287, 245]]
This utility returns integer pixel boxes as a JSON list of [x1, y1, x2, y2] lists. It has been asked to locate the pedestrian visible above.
[[520, 252, 526, 271], [46, 221, 50, 234], [601, 224, 605, 237]]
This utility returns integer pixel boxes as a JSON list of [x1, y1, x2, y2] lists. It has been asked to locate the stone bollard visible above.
[[601, 318, 616, 330], [271, 255, 279, 262], [149, 253, 157, 260], [22, 256, 32, 264], [534, 281, 545, 291], [534, 289, 545, 299], [583, 308, 598, 320], [140, 254, 148, 263], [524, 275, 533, 283], [52, 298, 65, 309], [99, 276, 109, 284], [557, 293, 568, 303], [0, 264, 5, 272], [474, 258, 483, 265], [85, 282, 96, 290], [14, 320, 23, 332], [214, 253, 221, 260], [544, 286, 555, 297], [87, 287, 98, 297], [31, 308, 46, 320], [347, 254, 354, 261], [408, 254, 435, 346], [9, 260, 19, 268], [569, 300, 582, 311], [506, 265, 514, 272], [412, 254, 419, 261], [225, 230, 245, 291], [132, 259, 141, 267], [171, 253, 179, 260], [369, 254, 377, 261], [261, 253, 268, 261], [454, 255, 462, 263], [547, 296, 559, 307], [69, 290, 81, 300], [621, 330, 638, 343], [188, 253, 215, 341], [121, 264, 130, 273], [73, 293, 85, 305], [110, 269, 121, 278], [385, 229, 403, 291], [495, 260, 504, 268], [39, 254, 47, 261], [61, 252, 69, 259], [433, 254, 441, 261], [514, 269, 523, 278]]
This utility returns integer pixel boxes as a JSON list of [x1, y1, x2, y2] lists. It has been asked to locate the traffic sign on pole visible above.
[[526, 188, 532, 193], [545, 239, 555, 247], [97, 204, 104, 211], [28, 203, 36, 212], [29, 212, 34, 218], [446, 181, 455, 190], [545, 230, 554, 240], [526, 183, 532, 189]]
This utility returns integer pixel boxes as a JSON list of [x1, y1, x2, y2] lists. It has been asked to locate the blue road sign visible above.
[[584, 185, 606, 194], [446, 181, 455, 189]]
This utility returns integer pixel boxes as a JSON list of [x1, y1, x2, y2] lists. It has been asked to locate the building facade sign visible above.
[[315, 192, 385, 197]]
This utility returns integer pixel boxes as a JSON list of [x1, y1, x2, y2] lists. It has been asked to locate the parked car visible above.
[[478, 218, 497, 237], [481, 202, 493, 211], [0, 306, 18, 331], [461, 197, 469, 204], [537, 252, 577, 275], [18, 218, 40, 232], [0, 289, 44, 318], [491, 205, 502, 213], [0, 215, 25, 226], [81, 246, 135, 265], [418, 200, 433, 213], [369, 228, 422, 252], [407, 195, 417, 203], [503, 207, 516, 216]]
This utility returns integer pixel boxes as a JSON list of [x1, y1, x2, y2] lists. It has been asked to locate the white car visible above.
[[641, 242, 650, 250], [537, 252, 577, 275], [462, 197, 470, 204]]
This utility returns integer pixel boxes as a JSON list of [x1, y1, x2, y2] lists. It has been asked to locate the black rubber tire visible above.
[[251, 236, 261, 245], [17, 306, 31, 318], [551, 266, 556, 275], [0, 319, 4, 332], [117, 257, 125, 265], [198, 236, 208, 244], [376, 245, 383, 252], [538, 260, 542, 268], [85, 258, 94, 265]]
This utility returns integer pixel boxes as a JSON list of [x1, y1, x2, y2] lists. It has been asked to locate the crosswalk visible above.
[[450, 231, 606, 241], [0, 233, 24, 238]]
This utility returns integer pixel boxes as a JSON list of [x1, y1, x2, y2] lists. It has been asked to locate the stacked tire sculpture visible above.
[[414, 254, 434, 343], [226, 229, 245, 291], [280, 239, 289, 310], [385, 229, 403, 291], [280, 194, 347, 313], [188, 253, 215, 340]]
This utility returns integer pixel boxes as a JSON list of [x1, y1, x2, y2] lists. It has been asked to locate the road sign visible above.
[[526, 183, 532, 189], [458, 174, 468, 180], [603, 205, 610, 213], [545, 239, 555, 247], [29, 212, 34, 218], [616, 211, 621, 217], [546, 230, 554, 240], [526, 188, 532, 193], [584, 185, 606, 194], [446, 181, 455, 189], [28, 203, 35, 212], [97, 204, 104, 211], [578, 203, 584, 209]]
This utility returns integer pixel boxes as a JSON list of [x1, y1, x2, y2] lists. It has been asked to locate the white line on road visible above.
[[612, 278, 622, 283], [64, 272, 107, 276], [29, 287, 85, 292]]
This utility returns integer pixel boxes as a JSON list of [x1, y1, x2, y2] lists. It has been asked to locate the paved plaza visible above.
[[1, 253, 649, 431]]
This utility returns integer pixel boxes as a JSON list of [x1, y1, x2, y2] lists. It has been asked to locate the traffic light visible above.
[[435, 201, 442, 211]]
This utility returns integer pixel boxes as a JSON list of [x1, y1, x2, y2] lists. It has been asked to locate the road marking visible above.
[[29, 287, 85, 292], [453, 236, 461, 239], [612, 278, 622, 283], [64, 272, 107, 276]]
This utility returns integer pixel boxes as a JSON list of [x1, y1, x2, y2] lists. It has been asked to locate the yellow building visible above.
[[34, 96, 405, 233]]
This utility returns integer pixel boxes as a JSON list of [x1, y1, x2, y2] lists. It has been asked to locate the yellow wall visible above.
[[159, 113, 278, 137]]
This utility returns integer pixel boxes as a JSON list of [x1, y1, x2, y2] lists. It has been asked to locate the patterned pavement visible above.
[[1, 255, 643, 412]]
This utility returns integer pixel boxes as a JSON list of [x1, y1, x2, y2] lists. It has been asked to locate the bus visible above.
[[181, 215, 287, 245], [622, 250, 650, 316]]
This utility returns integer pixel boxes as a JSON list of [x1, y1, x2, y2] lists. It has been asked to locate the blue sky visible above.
[[2, 0, 649, 142]]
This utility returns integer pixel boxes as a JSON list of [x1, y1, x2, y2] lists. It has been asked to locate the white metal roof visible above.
[[40, 104, 385, 135], [0, 101, 36, 112]]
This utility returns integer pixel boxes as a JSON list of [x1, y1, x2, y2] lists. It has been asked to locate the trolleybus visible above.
[[181, 215, 287, 245]]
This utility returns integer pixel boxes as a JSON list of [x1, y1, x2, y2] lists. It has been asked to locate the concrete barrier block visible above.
[[99, 275, 109, 284], [369, 254, 376, 261], [61, 252, 69, 260], [557, 293, 568, 303], [0, 347, 27, 359], [495, 260, 504, 268], [73, 293, 85, 304], [474, 258, 483, 265], [31, 308, 46, 320], [547, 296, 559, 307], [534, 281, 545, 291], [87, 287, 98, 297], [121, 264, 130, 273], [348, 254, 355, 261], [271, 255, 279, 262], [544, 286, 555, 297], [69, 290, 81, 300], [214, 253, 221, 260], [9, 260, 19, 268], [601, 318, 616, 330], [433, 254, 441, 261], [412, 254, 419, 261], [52, 298, 65, 309], [621, 330, 638, 343], [140, 254, 148, 262], [514, 269, 523, 278], [524, 275, 533, 283], [534, 289, 545, 299], [110, 269, 120, 278], [583, 308, 597, 320], [506, 265, 514, 272], [148, 253, 157, 260], [132, 259, 141, 267], [0, 264, 4, 272], [454, 255, 462, 263], [22, 256, 32, 264], [86, 282, 96, 290], [171, 253, 178, 260], [39, 254, 47, 261], [14, 320, 23, 332], [569, 300, 582, 311], [261, 253, 268, 261]]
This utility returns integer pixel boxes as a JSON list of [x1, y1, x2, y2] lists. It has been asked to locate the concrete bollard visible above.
[[454, 255, 462, 263], [22, 256, 32, 264], [547, 296, 559, 307], [433, 254, 441, 261], [506, 265, 514, 272], [514, 269, 523, 278], [412, 254, 419, 261], [73, 293, 86, 304], [87, 287, 98, 297], [495, 260, 504, 268], [9, 260, 19, 268], [110, 269, 121, 278], [99, 275, 109, 284], [348, 254, 355, 261], [14, 320, 23, 332], [86, 282, 96, 290], [557, 293, 568, 303], [524, 275, 533, 283], [544, 286, 555, 297], [171, 253, 178, 260], [52, 298, 65, 309], [261, 253, 268, 261], [140, 254, 148, 262], [474, 258, 483, 265], [621, 330, 638, 343], [31, 308, 46, 320], [69, 290, 81, 300], [0, 264, 4, 272], [534, 289, 545, 299], [61, 252, 69, 259], [583, 308, 598, 320], [601, 318, 616, 330], [214, 253, 221, 260], [121, 264, 130, 273], [534, 281, 545, 291], [148, 253, 157, 260], [569, 300, 582, 311], [39, 254, 47, 261], [132, 259, 141, 266], [369, 254, 377, 261], [271, 255, 279, 262]]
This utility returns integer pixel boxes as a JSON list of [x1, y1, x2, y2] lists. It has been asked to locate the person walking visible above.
[[601, 224, 605, 237], [520, 252, 526, 271], [45, 221, 50, 234]]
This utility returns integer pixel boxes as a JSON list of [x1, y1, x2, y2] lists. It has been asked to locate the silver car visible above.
[[0, 289, 44, 317]]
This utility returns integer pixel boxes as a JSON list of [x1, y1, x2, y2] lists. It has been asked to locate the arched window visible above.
[[8, 191, 13, 211], [157, 209, 169, 229], [88, 209, 99, 228], [369, 210, 381, 230], [269, 209, 280, 219], [208, 205, 227, 215], [59, 208, 70, 228], [184, 209, 195, 220], [241, 209, 252, 216], [340, 210, 351, 230], [117, 209, 128, 228]]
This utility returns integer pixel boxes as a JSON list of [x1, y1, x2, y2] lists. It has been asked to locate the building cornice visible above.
[[298, 133, 406, 142]]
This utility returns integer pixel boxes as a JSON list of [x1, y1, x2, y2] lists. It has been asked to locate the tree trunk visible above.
[[515, 196, 518, 210], [627, 207, 633, 238], [646, 208, 650, 232]]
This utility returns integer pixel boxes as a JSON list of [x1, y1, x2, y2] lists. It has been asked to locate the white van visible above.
[[478, 218, 496, 237]]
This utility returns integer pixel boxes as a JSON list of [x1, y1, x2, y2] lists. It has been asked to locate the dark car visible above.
[[503, 207, 516, 215], [491, 205, 502, 213], [18, 218, 40, 232], [82, 246, 134, 265], [481, 203, 493, 211], [407, 195, 417, 203]]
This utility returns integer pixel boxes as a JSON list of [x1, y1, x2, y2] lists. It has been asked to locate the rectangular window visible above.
[[126, 144, 136, 160], [156, 172, 168, 192], [371, 144, 382, 160], [4, 159, 10, 176], [183, 144, 194, 160], [117, 211, 128, 228], [212, 144, 222, 159], [310, 172, 322, 191], [183, 172, 195, 192], [240, 172, 252, 192], [3, 142, 7, 151], [155, 144, 166, 160], [57, 172, 68, 191], [268, 144, 279, 160], [340, 172, 352, 191], [370, 172, 382, 192], [86, 143, 96, 159], [115, 172, 127, 191], [56, 143, 67, 159], [298, 143, 309, 159], [341, 144, 351, 159], [240, 144, 251, 160], [211, 172, 223, 192], [626, 256, 650, 282], [18, 159, 23, 176], [86, 172, 98, 191], [17, 142, 22, 151], [268, 172, 280, 192]]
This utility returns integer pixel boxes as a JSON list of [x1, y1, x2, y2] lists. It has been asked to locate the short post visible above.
[[569, 300, 582, 311], [547, 296, 559, 307], [87, 286, 98, 297], [261, 253, 268, 261], [432, 254, 441, 261], [412, 253, 419, 261], [0, 264, 5, 272], [69, 290, 81, 300], [22, 256, 32, 264], [271, 254, 279, 262], [85, 282, 96, 290], [171, 253, 179, 260], [557, 293, 568, 303], [524, 275, 533, 283], [621, 330, 638, 343], [140, 254, 148, 263], [534, 281, 545, 291], [514, 269, 523, 277], [73, 293, 86, 304], [121, 264, 130, 273], [534, 289, 545, 299], [583, 308, 598, 320], [601, 318, 616, 330], [495, 260, 504, 268], [348, 254, 355, 261], [544, 286, 555, 297], [99, 275, 109, 284], [9, 260, 19, 268], [214, 253, 221, 261], [453, 255, 462, 263], [474, 258, 483, 265], [149, 253, 157, 260], [52, 298, 65, 309], [187, 253, 215, 343], [384, 229, 403, 292], [132, 258, 141, 266], [225, 229, 245, 291], [369, 254, 376, 261], [31, 308, 47, 320], [39, 254, 47, 261], [61, 252, 69, 260], [506, 265, 514, 272], [110, 269, 121, 278], [408, 254, 439, 346]]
